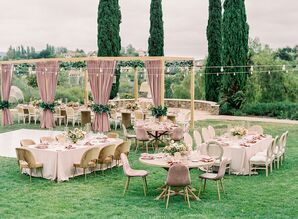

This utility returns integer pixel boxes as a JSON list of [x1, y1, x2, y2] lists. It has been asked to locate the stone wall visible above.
[[110, 99, 219, 115]]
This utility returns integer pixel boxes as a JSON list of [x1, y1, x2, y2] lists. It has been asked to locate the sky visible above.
[[0, 0, 297, 59]]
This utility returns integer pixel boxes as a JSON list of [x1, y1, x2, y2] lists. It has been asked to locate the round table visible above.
[[139, 153, 214, 200]]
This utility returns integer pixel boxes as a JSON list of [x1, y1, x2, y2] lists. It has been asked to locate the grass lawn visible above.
[[0, 120, 297, 219]]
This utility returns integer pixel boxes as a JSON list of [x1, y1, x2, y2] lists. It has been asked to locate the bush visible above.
[[55, 86, 84, 103], [242, 102, 298, 120]]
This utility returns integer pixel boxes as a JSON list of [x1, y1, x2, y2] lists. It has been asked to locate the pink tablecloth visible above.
[[26, 138, 123, 181], [201, 135, 272, 175]]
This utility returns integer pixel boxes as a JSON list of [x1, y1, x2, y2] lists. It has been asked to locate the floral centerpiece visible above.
[[230, 126, 247, 137], [67, 128, 86, 144], [163, 140, 189, 156], [125, 102, 139, 111], [67, 102, 80, 108], [30, 99, 42, 107]]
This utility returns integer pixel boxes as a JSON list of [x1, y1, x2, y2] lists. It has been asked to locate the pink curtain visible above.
[[1, 64, 13, 126], [87, 60, 116, 132], [145, 60, 161, 106], [36, 61, 59, 128]]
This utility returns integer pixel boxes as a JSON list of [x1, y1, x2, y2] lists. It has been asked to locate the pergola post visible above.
[[160, 58, 165, 107], [190, 61, 195, 129], [134, 67, 138, 101], [84, 70, 89, 106]]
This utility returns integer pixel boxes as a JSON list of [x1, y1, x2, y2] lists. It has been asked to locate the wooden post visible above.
[[84, 70, 89, 106], [134, 67, 138, 101], [190, 61, 195, 129], [160, 58, 165, 107]]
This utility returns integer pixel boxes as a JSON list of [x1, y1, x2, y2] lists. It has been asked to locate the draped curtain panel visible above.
[[87, 60, 116, 132], [144, 60, 162, 106], [1, 64, 13, 126], [36, 61, 59, 128]]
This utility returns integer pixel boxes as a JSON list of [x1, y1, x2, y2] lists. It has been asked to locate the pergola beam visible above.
[[0, 56, 194, 65]]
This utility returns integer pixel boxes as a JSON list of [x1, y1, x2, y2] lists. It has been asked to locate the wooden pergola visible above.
[[0, 56, 196, 128]]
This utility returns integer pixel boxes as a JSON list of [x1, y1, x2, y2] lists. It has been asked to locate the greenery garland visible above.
[[92, 104, 111, 117], [0, 101, 10, 110], [40, 102, 56, 113], [150, 105, 167, 118]]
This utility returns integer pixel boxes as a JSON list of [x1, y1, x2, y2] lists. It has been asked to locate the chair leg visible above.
[[29, 168, 32, 183], [266, 164, 268, 177], [144, 177, 148, 194], [40, 168, 43, 178], [198, 178, 203, 197], [216, 181, 221, 201], [166, 186, 171, 209], [203, 179, 207, 191], [123, 177, 130, 196], [249, 162, 251, 176], [185, 187, 190, 208], [142, 177, 147, 196], [73, 167, 77, 177], [84, 168, 86, 181], [220, 179, 224, 193]]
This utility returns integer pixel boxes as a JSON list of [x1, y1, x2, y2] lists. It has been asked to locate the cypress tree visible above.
[[205, 0, 222, 102], [97, 0, 121, 98], [148, 0, 164, 56], [221, 0, 249, 110]]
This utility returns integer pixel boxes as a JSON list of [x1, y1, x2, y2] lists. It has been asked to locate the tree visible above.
[[97, 0, 122, 99], [205, 0, 222, 102], [148, 0, 164, 56], [221, 0, 249, 110]]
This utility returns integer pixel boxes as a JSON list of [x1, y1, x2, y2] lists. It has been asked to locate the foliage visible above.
[[39, 102, 55, 113], [165, 61, 193, 68], [97, 0, 122, 99], [148, 0, 164, 56], [242, 102, 298, 120], [0, 101, 10, 110], [120, 44, 140, 57], [221, 0, 249, 109], [92, 104, 111, 116], [55, 87, 84, 103], [275, 46, 298, 61], [150, 105, 167, 118], [205, 0, 222, 102], [26, 74, 38, 88]]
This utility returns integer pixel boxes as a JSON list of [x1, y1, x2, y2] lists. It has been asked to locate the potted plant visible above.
[[150, 105, 167, 121]]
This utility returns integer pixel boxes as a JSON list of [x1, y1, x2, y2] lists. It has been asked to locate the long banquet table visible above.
[[200, 134, 273, 175], [25, 137, 123, 181]]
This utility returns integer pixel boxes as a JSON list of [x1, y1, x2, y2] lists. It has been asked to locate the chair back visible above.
[[282, 131, 289, 150], [183, 132, 193, 151], [202, 127, 211, 143], [20, 139, 36, 147], [98, 144, 115, 163], [22, 148, 38, 168], [134, 111, 144, 121], [266, 138, 275, 159], [40, 136, 55, 143], [135, 127, 150, 141], [248, 125, 263, 135], [107, 132, 119, 138], [17, 107, 25, 115], [122, 124, 128, 136], [114, 141, 131, 160], [66, 107, 75, 117], [208, 125, 216, 138], [215, 159, 229, 179], [184, 111, 191, 121], [54, 107, 61, 115], [80, 147, 100, 168], [166, 163, 191, 187], [206, 141, 224, 161], [28, 106, 36, 115], [193, 130, 202, 150], [171, 127, 184, 141], [55, 134, 66, 143], [15, 147, 26, 163], [120, 153, 133, 176]]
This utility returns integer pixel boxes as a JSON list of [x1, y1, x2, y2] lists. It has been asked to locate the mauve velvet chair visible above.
[[170, 127, 184, 141], [198, 159, 229, 201], [135, 127, 152, 153], [121, 153, 148, 196], [164, 163, 198, 208]]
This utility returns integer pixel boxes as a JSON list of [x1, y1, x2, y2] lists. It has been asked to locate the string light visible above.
[[282, 65, 286, 71], [268, 70, 271, 75], [220, 66, 224, 72]]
